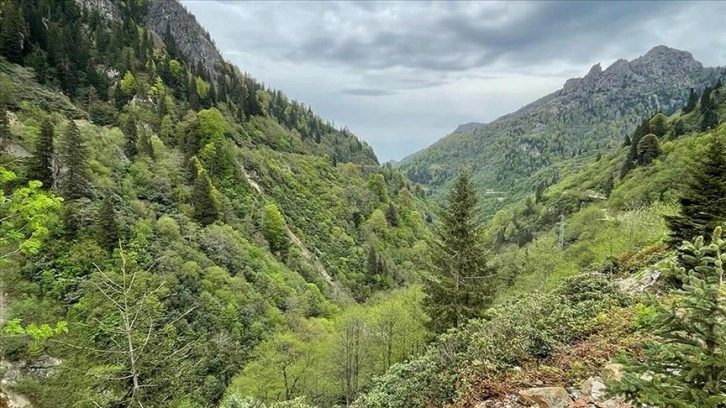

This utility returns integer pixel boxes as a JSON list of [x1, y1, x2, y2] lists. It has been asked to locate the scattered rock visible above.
[[518, 387, 572, 408], [580, 377, 607, 400]]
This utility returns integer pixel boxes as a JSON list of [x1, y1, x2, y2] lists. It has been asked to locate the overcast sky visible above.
[[181, 1, 726, 162]]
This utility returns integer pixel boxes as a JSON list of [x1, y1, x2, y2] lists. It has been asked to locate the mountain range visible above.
[[398, 45, 725, 211]]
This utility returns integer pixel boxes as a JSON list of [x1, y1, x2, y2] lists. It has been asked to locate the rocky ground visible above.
[[475, 364, 629, 408]]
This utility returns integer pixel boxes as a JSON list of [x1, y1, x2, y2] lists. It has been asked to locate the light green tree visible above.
[[263, 203, 288, 254]]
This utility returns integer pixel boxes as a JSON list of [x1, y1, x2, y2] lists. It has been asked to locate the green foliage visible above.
[[0, 167, 63, 259], [119, 71, 136, 96], [357, 274, 629, 407], [263, 203, 288, 254], [424, 168, 494, 333], [611, 228, 726, 407], [1, 319, 68, 356]]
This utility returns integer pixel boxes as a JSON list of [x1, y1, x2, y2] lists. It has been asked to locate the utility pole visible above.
[[558, 214, 565, 249]]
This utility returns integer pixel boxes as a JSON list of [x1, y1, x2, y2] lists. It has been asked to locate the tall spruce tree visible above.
[[0, 93, 9, 150], [611, 227, 726, 407], [28, 117, 55, 188], [60, 120, 90, 200], [666, 135, 726, 247], [0, 3, 27, 64], [123, 115, 138, 159], [97, 194, 119, 252], [423, 167, 495, 333], [191, 162, 219, 226], [683, 87, 698, 113]]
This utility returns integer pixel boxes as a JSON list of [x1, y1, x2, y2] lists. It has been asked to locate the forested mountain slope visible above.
[[398, 45, 724, 213], [0, 1, 432, 406]]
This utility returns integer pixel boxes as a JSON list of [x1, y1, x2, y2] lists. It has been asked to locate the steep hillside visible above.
[[398, 46, 724, 213], [0, 0, 431, 406]]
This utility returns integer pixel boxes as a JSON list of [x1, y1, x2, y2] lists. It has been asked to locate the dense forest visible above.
[[1, 1, 725, 408]]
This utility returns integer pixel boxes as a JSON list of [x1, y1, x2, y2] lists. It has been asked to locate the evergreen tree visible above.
[[385, 203, 398, 227], [423, 167, 495, 333], [60, 120, 90, 200], [97, 194, 119, 252], [28, 117, 54, 188], [636, 134, 661, 165], [367, 245, 379, 277], [138, 129, 154, 159], [191, 163, 219, 226], [683, 87, 698, 113], [666, 135, 726, 247], [0, 3, 27, 64], [611, 227, 726, 407], [0, 93, 9, 150], [123, 115, 138, 159]]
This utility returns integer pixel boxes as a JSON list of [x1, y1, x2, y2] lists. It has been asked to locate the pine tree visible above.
[[60, 120, 90, 200], [191, 163, 219, 226], [97, 195, 119, 252], [0, 93, 10, 150], [123, 115, 138, 159], [683, 87, 698, 113], [385, 203, 399, 227], [28, 117, 54, 188], [666, 135, 726, 247], [137, 129, 154, 159], [423, 167, 495, 333], [367, 245, 379, 277], [636, 134, 661, 165], [611, 227, 726, 407], [0, 3, 27, 64]]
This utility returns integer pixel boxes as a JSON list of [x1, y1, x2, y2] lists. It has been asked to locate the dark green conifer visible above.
[[636, 134, 661, 165], [97, 195, 119, 252], [385, 203, 399, 227], [28, 117, 55, 188], [0, 3, 27, 64], [60, 120, 90, 200], [191, 162, 219, 226], [611, 227, 726, 406], [666, 135, 726, 247], [123, 115, 138, 159], [683, 87, 697, 113], [423, 167, 495, 333]]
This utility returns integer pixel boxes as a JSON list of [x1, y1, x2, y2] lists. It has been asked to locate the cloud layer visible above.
[[182, 1, 726, 161]]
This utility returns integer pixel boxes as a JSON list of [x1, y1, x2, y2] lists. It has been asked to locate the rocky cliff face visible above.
[[74, 0, 121, 21], [398, 45, 725, 205], [76, 0, 227, 78], [144, 0, 226, 78]]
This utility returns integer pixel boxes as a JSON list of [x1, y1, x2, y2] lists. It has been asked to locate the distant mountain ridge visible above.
[[398, 45, 725, 209]]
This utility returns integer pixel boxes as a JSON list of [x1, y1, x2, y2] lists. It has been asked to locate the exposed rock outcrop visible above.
[[144, 0, 226, 79]]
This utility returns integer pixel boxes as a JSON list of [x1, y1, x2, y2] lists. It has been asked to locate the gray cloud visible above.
[[181, 1, 726, 161], [341, 88, 398, 96]]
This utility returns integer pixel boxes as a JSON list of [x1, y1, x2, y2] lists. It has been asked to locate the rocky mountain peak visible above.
[[587, 63, 603, 77], [144, 0, 226, 78], [560, 45, 706, 98]]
